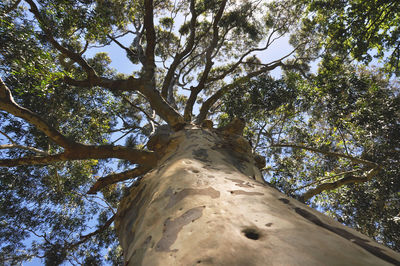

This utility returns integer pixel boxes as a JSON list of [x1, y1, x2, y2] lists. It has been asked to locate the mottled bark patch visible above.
[[121, 185, 147, 234], [155, 207, 204, 252], [166, 187, 220, 209], [265, 223, 273, 227], [226, 177, 255, 188], [186, 144, 200, 150], [192, 148, 211, 163], [229, 190, 264, 196], [293, 207, 400, 265], [127, 235, 153, 265], [202, 164, 219, 171]]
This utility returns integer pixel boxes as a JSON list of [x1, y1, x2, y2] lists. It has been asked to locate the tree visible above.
[[222, 61, 400, 252], [0, 0, 399, 265], [295, 0, 400, 76]]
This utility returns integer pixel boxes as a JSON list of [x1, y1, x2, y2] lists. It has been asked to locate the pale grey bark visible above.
[[115, 127, 400, 266]]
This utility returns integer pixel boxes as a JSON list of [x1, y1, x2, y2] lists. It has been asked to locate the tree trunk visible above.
[[115, 126, 400, 266]]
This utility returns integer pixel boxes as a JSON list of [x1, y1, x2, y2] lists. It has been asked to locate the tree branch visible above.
[[0, 77, 75, 148], [65, 144, 158, 166], [161, 0, 197, 99], [87, 166, 150, 194], [64, 76, 185, 129], [301, 168, 381, 201], [206, 28, 284, 84], [272, 143, 379, 168], [143, 0, 156, 79], [293, 169, 362, 192], [184, 0, 228, 121], [0, 129, 15, 143], [138, 84, 185, 130], [68, 214, 116, 249], [120, 94, 159, 126], [4, 0, 21, 14], [0, 144, 48, 155], [107, 34, 139, 64], [0, 144, 157, 167], [25, 0, 97, 81], [196, 62, 283, 123], [0, 153, 68, 167]]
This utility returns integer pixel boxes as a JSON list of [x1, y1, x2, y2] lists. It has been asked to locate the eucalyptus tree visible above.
[[295, 0, 400, 76], [1, 0, 399, 265], [222, 61, 400, 252]]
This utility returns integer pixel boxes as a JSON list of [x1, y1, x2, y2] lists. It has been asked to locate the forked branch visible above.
[[184, 0, 228, 121], [161, 0, 197, 99], [196, 62, 284, 123], [26, 0, 97, 80]]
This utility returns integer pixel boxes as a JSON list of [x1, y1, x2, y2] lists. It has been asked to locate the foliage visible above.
[[296, 0, 400, 76], [0, 0, 399, 264], [221, 62, 400, 251]]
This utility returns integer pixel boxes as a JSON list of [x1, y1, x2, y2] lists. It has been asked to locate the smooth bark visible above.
[[115, 127, 400, 266]]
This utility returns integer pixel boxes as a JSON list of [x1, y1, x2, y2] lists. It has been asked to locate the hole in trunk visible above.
[[242, 228, 260, 240]]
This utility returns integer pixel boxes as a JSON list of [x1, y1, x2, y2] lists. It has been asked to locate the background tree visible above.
[[0, 0, 399, 265], [295, 0, 400, 76]]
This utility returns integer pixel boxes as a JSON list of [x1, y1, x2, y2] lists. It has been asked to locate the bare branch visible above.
[[26, 0, 97, 80], [161, 0, 197, 99], [184, 0, 228, 121], [64, 75, 143, 92], [107, 34, 137, 61], [272, 143, 379, 168], [196, 62, 283, 123], [253, 122, 268, 152], [0, 153, 68, 167], [68, 214, 116, 249], [87, 166, 150, 194], [293, 169, 362, 192], [138, 84, 185, 130], [64, 76, 184, 129], [0, 77, 75, 148], [0, 144, 157, 167], [0, 129, 14, 143], [66, 144, 158, 166], [0, 144, 48, 155], [121, 94, 159, 126], [206, 28, 283, 84], [301, 168, 381, 201], [143, 0, 156, 79]]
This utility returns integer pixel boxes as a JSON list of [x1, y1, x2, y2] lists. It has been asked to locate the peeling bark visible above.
[[115, 127, 400, 265]]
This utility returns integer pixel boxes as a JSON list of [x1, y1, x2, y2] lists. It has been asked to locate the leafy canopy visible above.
[[0, 0, 399, 264]]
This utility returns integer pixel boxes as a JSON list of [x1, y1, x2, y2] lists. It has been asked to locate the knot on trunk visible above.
[[147, 124, 172, 152], [201, 119, 213, 129], [253, 154, 266, 169], [218, 117, 245, 135]]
